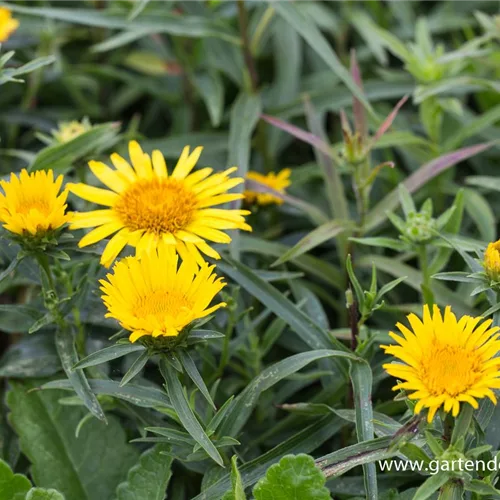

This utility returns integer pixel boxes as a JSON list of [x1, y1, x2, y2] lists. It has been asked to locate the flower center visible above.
[[114, 178, 197, 235], [134, 289, 193, 320], [419, 342, 482, 397], [16, 197, 51, 216]]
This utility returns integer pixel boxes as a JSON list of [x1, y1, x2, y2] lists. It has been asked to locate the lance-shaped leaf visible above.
[[245, 178, 329, 225], [74, 343, 145, 369], [365, 142, 496, 231], [371, 95, 408, 145], [271, 220, 351, 267], [159, 359, 223, 466], [350, 49, 367, 140]]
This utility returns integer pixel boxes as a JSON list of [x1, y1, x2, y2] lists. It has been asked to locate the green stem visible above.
[[418, 245, 435, 305]]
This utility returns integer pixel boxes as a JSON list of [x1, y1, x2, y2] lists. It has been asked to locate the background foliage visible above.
[[1, 1, 500, 499]]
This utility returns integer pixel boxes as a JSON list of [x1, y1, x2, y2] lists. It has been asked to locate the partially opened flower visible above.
[[382, 305, 500, 422], [245, 169, 291, 205], [484, 240, 500, 282], [69, 141, 251, 267], [52, 119, 91, 143], [100, 244, 226, 343], [0, 8, 19, 43], [0, 169, 69, 238]]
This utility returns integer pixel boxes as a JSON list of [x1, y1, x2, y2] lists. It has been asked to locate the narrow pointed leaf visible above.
[[120, 350, 149, 387], [74, 344, 145, 369], [178, 351, 216, 410]]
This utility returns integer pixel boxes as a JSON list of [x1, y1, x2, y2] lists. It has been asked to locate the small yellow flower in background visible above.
[[0, 8, 19, 43], [52, 119, 91, 143], [484, 240, 500, 281], [68, 141, 251, 268], [100, 244, 226, 343], [381, 304, 500, 423], [245, 169, 291, 206], [0, 169, 69, 237]]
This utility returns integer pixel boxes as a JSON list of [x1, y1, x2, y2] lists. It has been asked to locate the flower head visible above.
[[381, 305, 500, 422], [100, 244, 226, 343], [69, 141, 251, 267], [52, 119, 91, 143], [245, 169, 291, 206], [0, 169, 69, 238], [0, 8, 19, 43], [484, 240, 500, 281]]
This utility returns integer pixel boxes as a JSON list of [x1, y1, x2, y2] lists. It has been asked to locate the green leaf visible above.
[[192, 71, 224, 127], [451, 403, 473, 446], [349, 237, 408, 252], [178, 351, 216, 410], [6, 381, 138, 500], [29, 123, 119, 174], [350, 360, 377, 500], [159, 359, 223, 466], [0, 458, 31, 500], [55, 328, 105, 421], [0, 256, 22, 286], [194, 414, 343, 500], [8, 5, 240, 44], [222, 456, 246, 500], [346, 254, 364, 307], [253, 454, 330, 500], [271, 220, 350, 266], [240, 235, 343, 289], [365, 142, 495, 231], [272, 3, 372, 114], [119, 350, 149, 387], [218, 349, 360, 438], [317, 436, 393, 478], [25, 488, 65, 500], [413, 473, 450, 500], [74, 343, 145, 369], [0, 335, 60, 378], [0, 56, 56, 86], [218, 255, 349, 354], [41, 379, 172, 409], [116, 444, 173, 500]]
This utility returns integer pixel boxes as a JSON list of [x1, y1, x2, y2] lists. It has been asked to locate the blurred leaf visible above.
[[0, 56, 55, 86], [192, 71, 224, 127], [0, 335, 59, 378], [159, 359, 223, 467], [252, 454, 330, 500], [412, 474, 450, 500], [116, 444, 173, 500], [0, 458, 31, 500], [7, 381, 138, 500], [9, 5, 240, 44], [365, 142, 495, 231], [273, 2, 373, 114], [29, 123, 119, 174], [272, 220, 350, 266]]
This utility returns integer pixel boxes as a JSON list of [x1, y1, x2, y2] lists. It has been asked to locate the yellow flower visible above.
[[68, 141, 252, 268], [52, 119, 91, 143], [381, 305, 500, 423], [0, 8, 19, 43], [0, 169, 69, 237], [245, 169, 291, 205], [484, 240, 500, 281], [100, 244, 226, 343]]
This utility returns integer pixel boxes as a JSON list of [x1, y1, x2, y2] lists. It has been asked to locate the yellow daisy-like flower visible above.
[[245, 169, 291, 206], [0, 8, 19, 43], [68, 141, 252, 268], [52, 119, 91, 143], [484, 240, 500, 281], [381, 305, 500, 423], [100, 244, 226, 343], [0, 169, 69, 237]]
